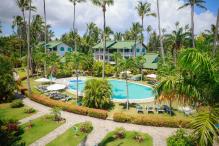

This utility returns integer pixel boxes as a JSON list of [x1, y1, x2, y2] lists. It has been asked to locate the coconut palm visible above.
[[0, 21, 2, 33], [130, 22, 142, 57], [165, 22, 190, 66], [104, 26, 114, 40], [91, 0, 114, 79], [112, 52, 122, 77], [178, 0, 206, 48], [114, 32, 123, 41], [31, 15, 44, 43], [119, 58, 135, 110], [43, 0, 47, 77], [156, 0, 165, 63], [136, 1, 156, 53], [26, 0, 32, 95], [134, 56, 146, 81], [213, 9, 219, 56], [69, 0, 86, 52]]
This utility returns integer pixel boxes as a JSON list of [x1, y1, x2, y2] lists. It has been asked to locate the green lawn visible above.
[[47, 122, 92, 146], [0, 103, 35, 120], [99, 130, 153, 146], [20, 115, 64, 145]]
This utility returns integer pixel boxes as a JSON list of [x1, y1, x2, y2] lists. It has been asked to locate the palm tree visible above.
[[0, 21, 2, 33], [136, 1, 156, 54], [119, 58, 135, 110], [26, 0, 32, 96], [146, 25, 152, 50], [104, 26, 114, 40], [130, 22, 142, 57], [178, 0, 206, 48], [43, 0, 47, 77], [91, 0, 114, 79], [156, 0, 165, 63], [165, 22, 190, 66], [114, 32, 123, 41], [134, 56, 146, 81], [213, 9, 219, 56], [69, 0, 86, 52], [112, 52, 122, 77]]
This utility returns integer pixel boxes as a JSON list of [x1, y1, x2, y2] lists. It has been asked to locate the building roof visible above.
[[92, 41, 144, 50], [111, 41, 137, 49], [93, 41, 116, 49], [143, 53, 159, 70], [47, 41, 63, 49]]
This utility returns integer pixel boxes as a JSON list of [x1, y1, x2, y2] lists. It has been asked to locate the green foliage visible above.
[[113, 127, 126, 139], [93, 61, 114, 77], [167, 129, 195, 146], [79, 121, 93, 133], [51, 107, 61, 121], [10, 99, 24, 108], [24, 107, 36, 114], [0, 119, 24, 146], [83, 79, 112, 109], [191, 108, 219, 146], [113, 112, 191, 128], [0, 55, 16, 102]]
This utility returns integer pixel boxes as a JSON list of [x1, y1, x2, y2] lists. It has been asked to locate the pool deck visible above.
[[55, 76, 155, 103]]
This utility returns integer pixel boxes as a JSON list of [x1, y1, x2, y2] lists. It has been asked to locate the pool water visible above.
[[69, 79, 154, 100]]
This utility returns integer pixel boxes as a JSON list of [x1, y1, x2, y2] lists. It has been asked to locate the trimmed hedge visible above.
[[113, 112, 191, 128], [87, 108, 108, 119], [21, 90, 108, 119]]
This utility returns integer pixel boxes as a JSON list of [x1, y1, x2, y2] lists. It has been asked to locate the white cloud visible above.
[[0, 0, 217, 39]]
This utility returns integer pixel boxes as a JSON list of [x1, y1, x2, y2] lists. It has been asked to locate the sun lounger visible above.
[[146, 106, 154, 114], [163, 105, 174, 115], [136, 105, 144, 113], [156, 105, 165, 114]]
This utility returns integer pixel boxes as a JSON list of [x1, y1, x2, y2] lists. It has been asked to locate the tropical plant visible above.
[[91, 0, 114, 78], [43, 0, 47, 77], [0, 55, 15, 102], [83, 79, 112, 109], [213, 9, 219, 56], [165, 22, 190, 66], [10, 99, 24, 108], [112, 52, 122, 77], [136, 1, 156, 51], [0, 21, 2, 33], [156, 0, 165, 63], [104, 26, 114, 40], [167, 129, 195, 146], [191, 108, 219, 146], [51, 107, 62, 121], [130, 22, 142, 57], [178, 0, 207, 48], [134, 56, 146, 81], [69, 0, 86, 52], [79, 121, 93, 133], [114, 32, 123, 41]]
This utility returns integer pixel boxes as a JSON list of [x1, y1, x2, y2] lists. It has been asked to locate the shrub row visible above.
[[113, 112, 191, 128], [22, 90, 108, 120]]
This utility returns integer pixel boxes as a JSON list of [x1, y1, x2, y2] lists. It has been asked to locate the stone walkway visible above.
[[22, 98, 176, 146]]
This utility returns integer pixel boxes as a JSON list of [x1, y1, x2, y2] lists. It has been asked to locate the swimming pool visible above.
[[69, 79, 155, 102]]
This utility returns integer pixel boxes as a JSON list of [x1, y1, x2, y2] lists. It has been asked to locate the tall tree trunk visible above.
[[43, 0, 47, 77], [126, 71, 129, 110], [26, 0, 32, 96], [102, 6, 106, 79], [173, 47, 177, 67], [213, 9, 219, 56], [191, 4, 195, 48], [141, 16, 144, 55], [73, 2, 77, 52], [157, 0, 165, 63], [76, 69, 79, 103]]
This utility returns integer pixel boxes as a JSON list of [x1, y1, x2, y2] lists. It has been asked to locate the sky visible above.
[[0, 0, 218, 40]]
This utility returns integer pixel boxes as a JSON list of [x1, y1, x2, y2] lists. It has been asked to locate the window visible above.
[[60, 47, 65, 51], [136, 49, 140, 52], [142, 48, 145, 52], [68, 48, 72, 52]]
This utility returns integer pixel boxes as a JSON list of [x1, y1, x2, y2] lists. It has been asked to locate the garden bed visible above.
[[47, 122, 93, 146], [99, 128, 153, 146]]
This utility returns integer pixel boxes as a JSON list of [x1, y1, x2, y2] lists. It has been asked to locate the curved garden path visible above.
[[22, 98, 177, 146]]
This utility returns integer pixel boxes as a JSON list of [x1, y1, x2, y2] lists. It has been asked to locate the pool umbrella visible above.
[[35, 78, 51, 83], [146, 74, 157, 79], [47, 84, 66, 91]]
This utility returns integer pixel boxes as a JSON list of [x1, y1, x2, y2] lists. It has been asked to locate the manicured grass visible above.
[[99, 130, 153, 146], [20, 115, 64, 145], [0, 103, 35, 120], [47, 122, 92, 146]]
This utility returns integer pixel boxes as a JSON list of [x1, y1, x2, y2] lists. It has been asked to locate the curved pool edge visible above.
[[112, 97, 154, 103]]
